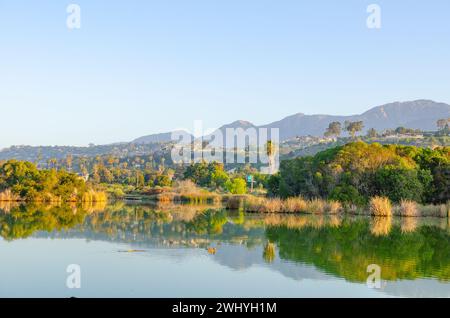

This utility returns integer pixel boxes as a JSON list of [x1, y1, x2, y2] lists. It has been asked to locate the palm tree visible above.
[[266, 140, 276, 174]]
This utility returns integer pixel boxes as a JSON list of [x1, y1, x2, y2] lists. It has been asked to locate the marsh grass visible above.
[[369, 196, 392, 216], [418, 202, 449, 218], [397, 199, 419, 217], [239, 196, 339, 214], [327, 200, 343, 214], [307, 198, 326, 214], [281, 197, 308, 213], [151, 180, 221, 204]]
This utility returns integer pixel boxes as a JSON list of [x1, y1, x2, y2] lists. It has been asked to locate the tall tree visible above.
[[366, 128, 378, 138], [65, 155, 73, 172], [437, 118, 449, 131], [324, 122, 342, 138], [345, 121, 364, 139]]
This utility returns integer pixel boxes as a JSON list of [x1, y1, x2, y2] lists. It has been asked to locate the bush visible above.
[[275, 142, 449, 204], [225, 178, 247, 195]]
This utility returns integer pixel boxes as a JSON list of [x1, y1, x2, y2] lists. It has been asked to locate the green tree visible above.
[[324, 122, 342, 138], [345, 121, 364, 139], [225, 178, 247, 194]]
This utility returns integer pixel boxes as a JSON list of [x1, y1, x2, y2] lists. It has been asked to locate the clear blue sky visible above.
[[1, 0, 450, 148]]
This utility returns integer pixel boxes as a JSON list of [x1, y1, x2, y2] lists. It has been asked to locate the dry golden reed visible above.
[[398, 199, 418, 217], [369, 196, 392, 217]]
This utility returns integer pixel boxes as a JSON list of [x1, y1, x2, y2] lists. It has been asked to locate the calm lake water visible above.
[[0, 201, 449, 298]]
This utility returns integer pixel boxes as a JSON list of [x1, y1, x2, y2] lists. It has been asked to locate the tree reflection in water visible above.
[[1, 203, 449, 283]]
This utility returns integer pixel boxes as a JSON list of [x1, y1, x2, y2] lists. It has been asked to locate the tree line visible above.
[[268, 142, 449, 204]]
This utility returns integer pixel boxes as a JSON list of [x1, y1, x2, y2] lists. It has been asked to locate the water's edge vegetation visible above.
[[0, 142, 448, 218]]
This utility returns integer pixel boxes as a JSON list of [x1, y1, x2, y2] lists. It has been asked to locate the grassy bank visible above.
[[224, 194, 449, 218], [224, 195, 343, 214], [0, 188, 107, 204], [130, 180, 222, 204]]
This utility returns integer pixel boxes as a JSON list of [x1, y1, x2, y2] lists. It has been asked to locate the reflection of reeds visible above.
[[371, 216, 392, 236], [370, 197, 392, 217], [401, 217, 418, 233], [0, 200, 20, 213], [263, 214, 343, 230], [81, 200, 107, 213], [329, 215, 342, 227]]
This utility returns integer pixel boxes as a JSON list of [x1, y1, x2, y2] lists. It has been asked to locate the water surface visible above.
[[0, 202, 449, 297]]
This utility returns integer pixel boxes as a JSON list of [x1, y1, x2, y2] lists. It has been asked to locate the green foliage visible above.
[[183, 161, 227, 188], [273, 142, 449, 204], [266, 218, 450, 282], [266, 174, 281, 197], [324, 121, 342, 137], [225, 178, 247, 194], [344, 121, 364, 138], [0, 160, 98, 202], [370, 167, 430, 202], [210, 169, 230, 188], [154, 174, 172, 187]]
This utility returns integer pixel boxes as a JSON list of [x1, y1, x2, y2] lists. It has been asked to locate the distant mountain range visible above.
[[132, 130, 193, 144], [133, 100, 450, 143], [1, 100, 448, 162]]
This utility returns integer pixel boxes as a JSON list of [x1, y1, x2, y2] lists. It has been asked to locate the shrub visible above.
[[225, 178, 247, 195]]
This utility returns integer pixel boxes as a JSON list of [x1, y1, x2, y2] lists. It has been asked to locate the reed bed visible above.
[[369, 196, 393, 217], [239, 196, 342, 214], [397, 199, 418, 217], [145, 181, 221, 204], [417, 202, 449, 218], [81, 190, 108, 203]]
